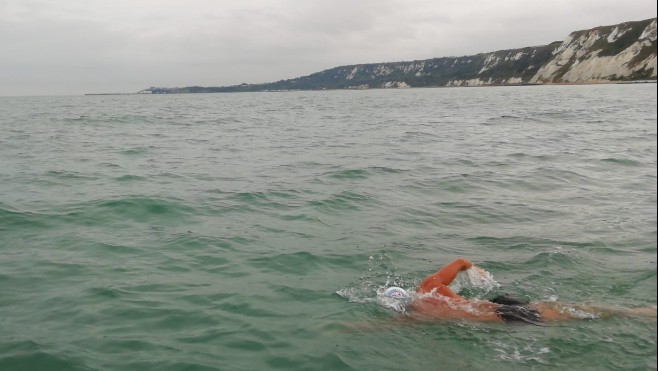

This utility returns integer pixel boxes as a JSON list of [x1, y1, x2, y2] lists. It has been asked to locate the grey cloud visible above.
[[1, 0, 656, 95]]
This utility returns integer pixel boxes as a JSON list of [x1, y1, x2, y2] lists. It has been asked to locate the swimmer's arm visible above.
[[433, 258, 472, 285], [418, 258, 472, 293]]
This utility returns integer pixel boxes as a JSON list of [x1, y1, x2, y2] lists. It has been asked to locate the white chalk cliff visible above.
[[531, 18, 656, 83], [157, 18, 657, 93]]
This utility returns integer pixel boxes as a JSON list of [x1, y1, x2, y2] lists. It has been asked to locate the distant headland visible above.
[[137, 17, 656, 94]]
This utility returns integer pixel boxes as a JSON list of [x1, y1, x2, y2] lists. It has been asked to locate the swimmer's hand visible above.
[[457, 258, 473, 271]]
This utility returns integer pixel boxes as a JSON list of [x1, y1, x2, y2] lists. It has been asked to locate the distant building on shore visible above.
[[138, 87, 172, 94]]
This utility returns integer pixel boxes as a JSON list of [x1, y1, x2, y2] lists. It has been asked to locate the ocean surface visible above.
[[1, 84, 656, 371]]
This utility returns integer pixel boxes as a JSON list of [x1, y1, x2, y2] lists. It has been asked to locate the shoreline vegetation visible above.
[[91, 17, 656, 96]]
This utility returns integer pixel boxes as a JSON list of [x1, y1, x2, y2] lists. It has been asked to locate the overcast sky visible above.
[[1, 0, 656, 96]]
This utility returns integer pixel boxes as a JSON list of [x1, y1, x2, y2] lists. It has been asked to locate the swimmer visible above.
[[386, 258, 656, 325]]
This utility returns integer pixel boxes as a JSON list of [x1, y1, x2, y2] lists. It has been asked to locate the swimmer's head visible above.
[[384, 286, 410, 300]]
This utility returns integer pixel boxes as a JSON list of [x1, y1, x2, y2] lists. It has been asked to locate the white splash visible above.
[[449, 266, 500, 296]]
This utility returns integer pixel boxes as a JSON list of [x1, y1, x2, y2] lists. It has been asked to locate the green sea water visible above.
[[0, 84, 656, 371]]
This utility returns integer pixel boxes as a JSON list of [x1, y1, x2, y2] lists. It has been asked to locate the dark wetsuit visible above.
[[491, 295, 543, 325]]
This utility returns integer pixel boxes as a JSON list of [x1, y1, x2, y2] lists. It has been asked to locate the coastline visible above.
[[94, 79, 655, 96]]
